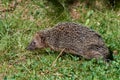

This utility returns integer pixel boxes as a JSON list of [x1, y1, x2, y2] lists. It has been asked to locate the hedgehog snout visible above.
[[26, 42, 36, 51]]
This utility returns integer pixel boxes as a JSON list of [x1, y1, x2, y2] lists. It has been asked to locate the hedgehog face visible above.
[[26, 33, 45, 50]]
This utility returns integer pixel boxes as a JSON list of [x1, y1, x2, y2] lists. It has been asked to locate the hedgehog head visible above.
[[26, 31, 46, 50]]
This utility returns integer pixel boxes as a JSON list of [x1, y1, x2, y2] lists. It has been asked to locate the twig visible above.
[[51, 48, 65, 67]]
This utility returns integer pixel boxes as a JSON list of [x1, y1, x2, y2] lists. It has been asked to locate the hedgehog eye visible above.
[[32, 41, 36, 45]]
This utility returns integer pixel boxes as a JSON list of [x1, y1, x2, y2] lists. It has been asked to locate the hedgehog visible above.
[[26, 22, 112, 60]]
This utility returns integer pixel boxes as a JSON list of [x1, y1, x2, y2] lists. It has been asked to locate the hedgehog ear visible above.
[[36, 31, 45, 43], [40, 36, 45, 43]]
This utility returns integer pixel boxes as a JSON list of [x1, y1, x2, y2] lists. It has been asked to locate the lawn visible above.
[[0, 0, 120, 80]]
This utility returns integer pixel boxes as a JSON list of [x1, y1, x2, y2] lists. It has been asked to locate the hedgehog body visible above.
[[27, 22, 111, 60]]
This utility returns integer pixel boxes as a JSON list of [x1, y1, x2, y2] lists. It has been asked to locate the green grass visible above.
[[0, 0, 120, 80]]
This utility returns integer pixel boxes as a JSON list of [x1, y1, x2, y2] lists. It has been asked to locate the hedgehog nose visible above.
[[26, 47, 33, 51], [25, 47, 30, 50], [26, 46, 35, 51]]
